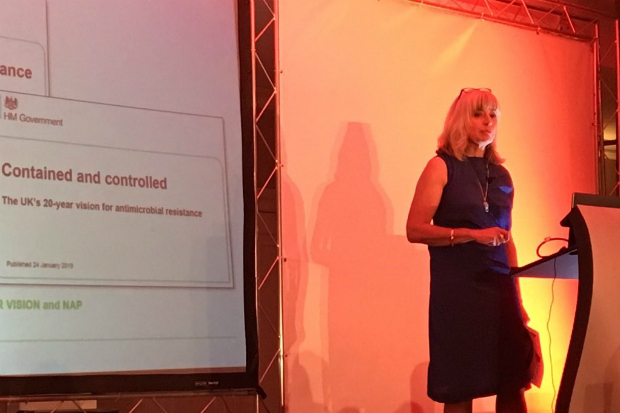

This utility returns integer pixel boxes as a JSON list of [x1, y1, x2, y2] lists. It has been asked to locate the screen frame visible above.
[[0, 0, 259, 397]]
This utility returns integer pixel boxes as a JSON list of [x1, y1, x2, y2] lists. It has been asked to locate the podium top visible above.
[[563, 193, 620, 248], [511, 247, 578, 279]]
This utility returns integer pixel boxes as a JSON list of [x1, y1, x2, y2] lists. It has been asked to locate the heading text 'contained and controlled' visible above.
[[1, 162, 167, 189]]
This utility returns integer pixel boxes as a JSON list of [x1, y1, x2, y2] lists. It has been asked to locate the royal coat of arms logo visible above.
[[4, 96, 18, 110]]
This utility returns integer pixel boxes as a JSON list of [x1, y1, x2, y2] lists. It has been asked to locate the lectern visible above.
[[513, 193, 620, 413]]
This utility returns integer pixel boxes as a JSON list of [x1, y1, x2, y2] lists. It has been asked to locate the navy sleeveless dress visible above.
[[427, 151, 532, 403]]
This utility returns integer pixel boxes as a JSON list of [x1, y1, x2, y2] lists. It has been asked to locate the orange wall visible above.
[[280, 1, 596, 412]]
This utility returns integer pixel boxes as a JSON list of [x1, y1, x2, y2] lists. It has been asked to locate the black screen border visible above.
[[0, 0, 259, 397]]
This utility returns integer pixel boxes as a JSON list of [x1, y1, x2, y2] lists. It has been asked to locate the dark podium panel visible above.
[[512, 201, 620, 413]]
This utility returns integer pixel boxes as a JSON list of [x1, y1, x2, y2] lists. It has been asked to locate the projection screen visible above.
[[0, 0, 257, 396]]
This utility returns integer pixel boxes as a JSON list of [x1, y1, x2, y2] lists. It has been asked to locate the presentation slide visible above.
[[0, 0, 248, 377]]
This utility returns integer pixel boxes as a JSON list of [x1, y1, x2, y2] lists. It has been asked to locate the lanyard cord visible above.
[[469, 158, 490, 213]]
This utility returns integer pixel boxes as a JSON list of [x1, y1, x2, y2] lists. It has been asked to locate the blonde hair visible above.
[[437, 89, 504, 164]]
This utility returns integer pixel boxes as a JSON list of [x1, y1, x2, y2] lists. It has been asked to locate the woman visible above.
[[406, 88, 533, 413]]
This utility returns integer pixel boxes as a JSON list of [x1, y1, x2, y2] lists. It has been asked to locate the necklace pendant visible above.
[[484, 201, 489, 213]]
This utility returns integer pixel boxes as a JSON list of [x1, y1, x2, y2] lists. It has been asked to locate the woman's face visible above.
[[467, 106, 498, 147]]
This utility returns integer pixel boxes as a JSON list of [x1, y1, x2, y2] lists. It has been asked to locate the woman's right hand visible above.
[[472, 227, 510, 246]]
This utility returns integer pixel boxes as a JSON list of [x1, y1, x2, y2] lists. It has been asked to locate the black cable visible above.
[[532, 236, 568, 411], [546, 256, 559, 413]]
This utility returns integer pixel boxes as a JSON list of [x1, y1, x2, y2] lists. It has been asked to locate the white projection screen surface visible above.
[[0, 0, 256, 395]]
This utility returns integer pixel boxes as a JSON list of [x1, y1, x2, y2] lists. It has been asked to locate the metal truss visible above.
[[5, 393, 259, 413], [407, 0, 620, 195], [601, 19, 620, 195], [252, 0, 283, 411], [405, 0, 604, 39]]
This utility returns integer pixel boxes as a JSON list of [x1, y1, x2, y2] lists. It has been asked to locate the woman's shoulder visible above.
[[493, 162, 511, 174], [435, 149, 450, 160], [425, 155, 447, 173], [435, 149, 460, 164], [492, 162, 513, 183], [418, 155, 448, 187]]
